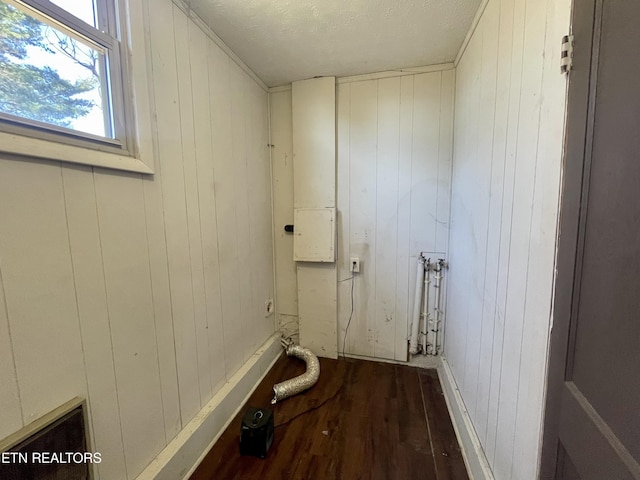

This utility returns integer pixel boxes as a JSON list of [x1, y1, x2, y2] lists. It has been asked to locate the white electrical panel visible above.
[[293, 207, 336, 262]]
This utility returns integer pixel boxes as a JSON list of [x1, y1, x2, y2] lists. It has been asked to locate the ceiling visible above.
[[186, 0, 482, 87]]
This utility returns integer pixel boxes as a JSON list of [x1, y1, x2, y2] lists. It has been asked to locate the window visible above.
[[0, 0, 138, 161]]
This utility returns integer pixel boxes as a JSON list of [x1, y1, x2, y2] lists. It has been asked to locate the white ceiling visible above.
[[187, 0, 482, 87]]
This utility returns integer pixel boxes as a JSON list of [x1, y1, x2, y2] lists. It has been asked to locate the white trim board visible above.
[[135, 334, 282, 480], [171, 0, 268, 92], [336, 63, 454, 84], [269, 84, 293, 94], [439, 357, 494, 480], [454, 0, 490, 66], [268, 63, 455, 93], [341, 352, 442, 370]]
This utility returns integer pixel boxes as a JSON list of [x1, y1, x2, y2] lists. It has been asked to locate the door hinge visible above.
[[561, 34, 574, 74]]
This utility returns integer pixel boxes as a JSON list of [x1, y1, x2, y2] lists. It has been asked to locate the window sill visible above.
[[0, 131, 154, 174]]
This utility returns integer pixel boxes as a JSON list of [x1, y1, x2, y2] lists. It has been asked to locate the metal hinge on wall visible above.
[[561, 34, 574, 74]]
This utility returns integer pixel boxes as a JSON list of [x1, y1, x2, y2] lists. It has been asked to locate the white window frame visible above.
[[0, 0, 154, 174]]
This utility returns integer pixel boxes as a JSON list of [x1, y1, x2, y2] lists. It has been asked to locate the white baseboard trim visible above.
[[136, 334, 283, 480], [438, 357, 494, 480], [340, 351, 442, 369]]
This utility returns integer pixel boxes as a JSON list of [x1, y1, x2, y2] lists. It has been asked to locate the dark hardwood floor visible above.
[[191, 355, 468, 480]]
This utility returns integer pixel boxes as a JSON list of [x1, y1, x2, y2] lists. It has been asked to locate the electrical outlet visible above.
[[350, 258, 360, 273]]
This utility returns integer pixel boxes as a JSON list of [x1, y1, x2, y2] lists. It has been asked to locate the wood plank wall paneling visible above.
[[0, 160, 87, 425], [230, 63, 253, 362], [175, 3, 212, 411], [247, 83, 276, 352], [61, 165, 128, 480], [188, 21, 226, 395], [269, 91, 298, 339], [93, 169, 166, 476], [140, 1, 182, 448], [346, 79, 378, 358], [393, 75, 415, 362], [512, 0, 571, 473], [177, 8, 214, 407], [271, 70, 454, 362], [209, 41, 243, 380], [0, 265, 22, 441], [292, 78, 337, 211], [336, 82, 352, 355], [336, 71, 454, 362], [0, 0, 274, 478], [445, 0, 571, 478], [271, 70, 454, 363], [292, 77, 338, 359], [374, 77, 401, 361]]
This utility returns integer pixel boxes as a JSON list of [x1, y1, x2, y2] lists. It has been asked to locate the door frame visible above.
[[540, 0, 602, 476]]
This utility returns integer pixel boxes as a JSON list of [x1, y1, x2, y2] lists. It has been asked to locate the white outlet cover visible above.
[[350, 257, 360, 273]]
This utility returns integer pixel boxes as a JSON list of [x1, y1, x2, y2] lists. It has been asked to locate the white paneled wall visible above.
[[0, 1, 274, 478], [269, 90, 299, 342], [445, 0, 570, 478], [292, 77, 338, 359], [270, 69, 454, 362], [337, 71, 454, 361]]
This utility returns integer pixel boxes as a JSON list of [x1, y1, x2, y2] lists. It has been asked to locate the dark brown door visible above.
[[541, 1, 640, 479]]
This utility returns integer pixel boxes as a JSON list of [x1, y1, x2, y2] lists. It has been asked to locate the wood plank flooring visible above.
[[191, 356, 468, 480]]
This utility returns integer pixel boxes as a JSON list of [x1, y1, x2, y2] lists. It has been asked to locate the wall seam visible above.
[[59, 165, 95, 457], [267, 93, 279, 337], [491, 0, 528, 470], [187, 17, 214, 400], [435, 72, 443, 252], [508, 0, 552, 475], [455, 0, 491, 66], [372, 80, 379, 358], [141, 175, 170, 443], [475, 0, 503, 446], [393, 78, 402, 360], [172, 4, 203, 407], [484, 0, 515, 461], [143, 0, 182, 433], [0, 260, 25, 427], [91, 171, 128, 479], [170, 0, 269, 92]]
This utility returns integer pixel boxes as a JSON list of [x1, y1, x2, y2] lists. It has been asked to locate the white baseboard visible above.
[[340, 351, 442, 369], [135, 334, 282, 480], [438, 357, 494, 480]]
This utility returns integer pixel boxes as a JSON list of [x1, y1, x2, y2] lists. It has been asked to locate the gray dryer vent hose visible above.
[[271, 340, 320, 404]]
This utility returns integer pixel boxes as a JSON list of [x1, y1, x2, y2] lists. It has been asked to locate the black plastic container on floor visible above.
[[239, 407, 274, 459]]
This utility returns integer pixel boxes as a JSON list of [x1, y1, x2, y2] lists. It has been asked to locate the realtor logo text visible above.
[[1, 452, 102, 464]]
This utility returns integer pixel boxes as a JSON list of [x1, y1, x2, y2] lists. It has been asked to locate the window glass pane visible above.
[[49, 0, 97, 28], [0, 2, 111, 137]]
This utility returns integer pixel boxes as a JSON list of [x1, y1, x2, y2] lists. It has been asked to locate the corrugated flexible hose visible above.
[[271, 341, 320, 404]]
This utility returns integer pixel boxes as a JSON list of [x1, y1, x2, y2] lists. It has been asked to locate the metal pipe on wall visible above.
[[421, 259, 432, 355], [432, 259, 445, 355], [409, 254, 426, 355]]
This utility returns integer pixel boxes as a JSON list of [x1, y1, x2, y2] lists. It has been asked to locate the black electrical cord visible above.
[[274, 272, 355, 429], [342, 274, 355, 357], [274, 383, 342, 429]]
